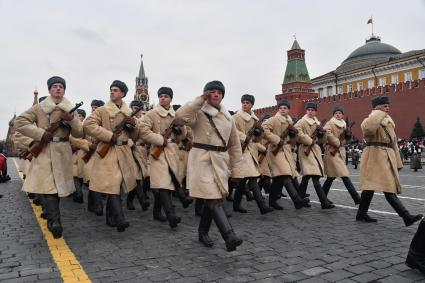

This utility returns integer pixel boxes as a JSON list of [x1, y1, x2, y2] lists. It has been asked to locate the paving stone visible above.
[[321, 269, 355, 282], [302, 266, 331, 276], [350, 272, 383, 282]]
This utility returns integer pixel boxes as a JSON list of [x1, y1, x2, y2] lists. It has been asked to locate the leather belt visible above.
[[192, 142, 227, 152], [135, 141, 145, 146], [52, 136, 69, 142], [366, 142, 391, 148]]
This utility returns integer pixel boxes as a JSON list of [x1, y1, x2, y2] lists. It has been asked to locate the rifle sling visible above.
[[203, 112, 227, 147]]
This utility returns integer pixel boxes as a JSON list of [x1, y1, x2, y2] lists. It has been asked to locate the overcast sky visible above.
[[1, 0, 425, 138]]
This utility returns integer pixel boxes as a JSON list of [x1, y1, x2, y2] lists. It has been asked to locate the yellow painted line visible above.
[[13, 158, 92, 283]]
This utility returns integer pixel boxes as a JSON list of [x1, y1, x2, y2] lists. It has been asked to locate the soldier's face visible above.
[[242, 100, 253, 112], [207, 90, 223, 108], [110, 87, 125, 102], [159, 94, 172, 107], [333, 111, 344, 120], [375, 104, 390, 113], [49, 83, 65, 99], [278, 105, 289, 116], [306, 108, 317, 118], [77, 114, 85, 122], [91, 106, 98, 113], [131, 106, 142, 118]]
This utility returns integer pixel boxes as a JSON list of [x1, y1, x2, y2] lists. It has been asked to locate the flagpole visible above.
[[371, 16, 374, 36]]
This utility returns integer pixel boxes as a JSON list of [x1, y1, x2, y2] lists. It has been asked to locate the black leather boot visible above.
[[159, 189, 181, 228], [44, 194, 63, 239], [341, 177, 361, 205], [356, 190, 377, 222], [28, 193, 35, 199], [152, 191, 167, 222], [175, 186, 193, 208], [322, 177, 335, 196], [198, 204, 214, 247], [73, 177, 84, 203], [249, 179, 273, 214], [126, 189, 136, 210], [233, 183, 247, 213], [209, 202, 243, 252], [195, 198, 204, 216], [269, 178, 283, 210], [385, 193, 423, 227], [298, 176, 310, 198], [135, 181, 150, 211], [40, 196, 48, 219], [283, 176, 310, 209], [106, 194, 129, 232], [406, 219, 425, 274], [33, 194, 43, 206], [312, 176, 335, 209]]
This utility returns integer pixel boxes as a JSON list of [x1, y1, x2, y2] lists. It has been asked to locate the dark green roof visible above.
[[283, 40, 311, 84]]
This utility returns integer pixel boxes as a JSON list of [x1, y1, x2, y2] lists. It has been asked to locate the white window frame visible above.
[[379, 77, 386, 87], [326, 86, 333, 96], [419, 69, 425, 80], [391, 74, 399, 84], [357, 82, 364, 91], [347, 84, 353, 92], [337, 86, 343, 94], [368, 79, 374, 88], [318, 88, 324, 97], [404, 71, 412, 82]]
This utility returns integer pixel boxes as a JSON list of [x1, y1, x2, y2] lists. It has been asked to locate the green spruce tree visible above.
[[410, 117, 425, 141]]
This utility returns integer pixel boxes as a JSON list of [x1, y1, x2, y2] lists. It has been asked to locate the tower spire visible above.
[[134, 54, 150, 110]]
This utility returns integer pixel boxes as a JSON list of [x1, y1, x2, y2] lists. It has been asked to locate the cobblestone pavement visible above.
[[1, 159, 425, 282]]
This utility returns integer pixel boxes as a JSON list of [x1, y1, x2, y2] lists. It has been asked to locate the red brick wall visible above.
[[254, 79, 425, 140]]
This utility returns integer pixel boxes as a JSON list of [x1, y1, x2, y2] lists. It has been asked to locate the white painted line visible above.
[[350, 173, 425, 178], [329, 188, 425, 201], [335, 179, 425, 190], [309, 201, 398, 215]]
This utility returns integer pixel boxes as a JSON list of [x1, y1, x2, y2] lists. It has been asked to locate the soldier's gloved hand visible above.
[[253, 128, 263, 137], [171, 125, 182, 135], [61, 112, 74, 121], [316, 128, 325, 139], [41, 131, 53, 143], [162, 138, 168, 147], [89, 143, 97, 150], [110, 133, 118, 145], [288, 128, 297, 138], [344, 130, 352, 140], [123, 117, 136, 132]]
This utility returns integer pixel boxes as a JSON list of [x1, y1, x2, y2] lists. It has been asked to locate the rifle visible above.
[[82, 140, 99, 163], [304, 119, 327, 156], [329, 118, 355, 156], [258, 144, 268, 164], [150, 119, 180, 160], [241, 115, 267, 152], [19, 150, 33, 161], [96, 107, 142, 159], [272, 124, 298, 156], [29, 102, 83, 158]]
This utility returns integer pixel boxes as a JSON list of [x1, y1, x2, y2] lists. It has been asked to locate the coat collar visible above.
[[330, 117, 346, 128], [302, 114, 320, 126], [238, 109, 258, 122], [105, 100, 132, 118], [40, 96, 73, 114], [275, 113, 293, 124], [201, 102, 232, 121], [155, 105, 175, 118]]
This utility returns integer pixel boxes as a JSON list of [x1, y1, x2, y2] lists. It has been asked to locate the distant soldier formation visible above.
[[6, 76, 425, 274]]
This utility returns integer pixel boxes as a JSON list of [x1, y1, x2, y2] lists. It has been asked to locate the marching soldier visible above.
[[140, 87, 187, 228], [175, 80, 244, 251], [356, 96, 423, 225], [69, 109, 89, 203], [127, 100, 150, 211], [232, 94, 273, 214], [84, 80, 140, 232], [84, 99, 105, 215], [322, 106, 361, 205], [15, 76, 84, 238], [295, 102, 335, 209], [262, 100, 310, 210]]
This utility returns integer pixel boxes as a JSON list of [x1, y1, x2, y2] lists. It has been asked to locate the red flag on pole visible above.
[[367, 18, 373, 24]]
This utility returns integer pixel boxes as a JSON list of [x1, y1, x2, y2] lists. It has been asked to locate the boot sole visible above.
[[50, 227, 63, 239], [226, 239, 243, 252]]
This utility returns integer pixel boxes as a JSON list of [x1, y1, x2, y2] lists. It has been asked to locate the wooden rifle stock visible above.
[[272, 124, 298, 156], [96, 107, 142, 159], [329, 119, 355, 156], [29, 101, 83, 158], [304, 119, 327, 156], [82, 140, 99, 163], [150, 120, 177, 160], [241, 117, 266, 152]]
